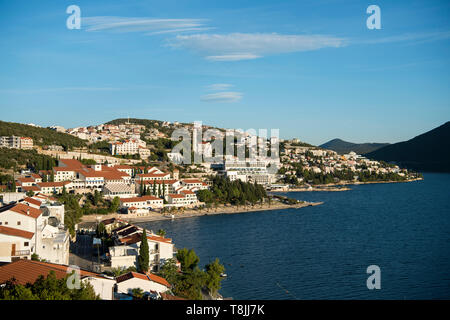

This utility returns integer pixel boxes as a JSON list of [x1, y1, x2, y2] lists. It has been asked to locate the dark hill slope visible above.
[[365, 122, 450, 172]]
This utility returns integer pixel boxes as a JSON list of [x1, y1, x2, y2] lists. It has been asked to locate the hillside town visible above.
[[0, 119, 421, 300]]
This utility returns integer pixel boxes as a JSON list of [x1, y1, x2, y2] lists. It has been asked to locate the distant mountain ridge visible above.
[[364, 121, 450, 172], [319, 138, 390, 155]]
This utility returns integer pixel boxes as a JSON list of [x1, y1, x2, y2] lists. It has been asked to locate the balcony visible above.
[[12, 250, 30, 256]]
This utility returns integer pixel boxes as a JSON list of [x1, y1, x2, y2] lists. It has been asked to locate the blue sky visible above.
[[0, 0, 449, 145]]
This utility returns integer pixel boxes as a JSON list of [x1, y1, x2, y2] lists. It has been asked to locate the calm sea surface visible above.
[[137, 173, 450, 299]]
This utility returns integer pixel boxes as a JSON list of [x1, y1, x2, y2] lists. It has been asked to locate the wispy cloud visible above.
[[82, 16, 209, 35], [147, 27, 214, 35], [200, 91, 243, 103], [206, 83, 234, 91], [206, 54, 261, 61], [358, 31, 450, 45], [168, 33, 346, 61], [0, 87, 121, 94]]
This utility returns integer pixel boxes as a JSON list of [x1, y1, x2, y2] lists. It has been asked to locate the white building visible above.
[[110, 139, 139, 155], [115, 271, 171, 297], [119, 196, 164, 210], [0, 198, 69, 264]]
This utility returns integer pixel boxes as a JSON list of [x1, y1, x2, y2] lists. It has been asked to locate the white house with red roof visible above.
[[113, 164, 133, 176], [0, 225, 35, 262], [37, 181, 73, 195], [0, 201, 69, 264], [167, 190, 199, 207], [111, 228, 175, 272], [136, 172, 171, 181], [0, 259, 115, 300], [181, 179, 208, 191], [119, 195, 163, 210], [110, 139, 139, 155], [115, 271, 171, 298]]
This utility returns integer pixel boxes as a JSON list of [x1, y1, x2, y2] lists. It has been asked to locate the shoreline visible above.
[[78, 201, 323, 226], [272, 177, 423, 193]]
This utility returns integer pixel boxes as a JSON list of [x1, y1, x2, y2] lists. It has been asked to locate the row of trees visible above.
[[282, 167, 409, 185], [139, 179, 166, 198], [197, 176, 267, 206], [0, 148, 57, 171]]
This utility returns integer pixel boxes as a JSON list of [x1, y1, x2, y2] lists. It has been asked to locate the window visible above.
[[17, 221, 21, 225], [5, 222, 8, 225], [24, 242, 29, 247]]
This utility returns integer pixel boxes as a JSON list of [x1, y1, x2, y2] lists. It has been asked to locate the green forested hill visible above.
[[320, 138, 389, 155], [0, 120, 86, 150]]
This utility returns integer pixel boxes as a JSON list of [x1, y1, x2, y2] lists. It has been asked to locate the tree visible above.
[[137, 229, 149, 273], [92, 190, 102, 206], [177, 267, 206, 300], [96, 222, 106, 238], [205, 258, 225, 297], [158, 258, 180, 287], [131, 288, 145, 300], [176, 248, 199, 272], [157, 229, 166, 237], [109, 196, 120, 212]]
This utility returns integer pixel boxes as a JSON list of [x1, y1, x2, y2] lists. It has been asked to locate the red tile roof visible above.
[[114, 165, 133, 169], [0, 226, 34, 239], [6, 203, 42, 219], [38, 181, 71, 188], [116, 271, 170, 288], [0, 259, 104, 286], [120, 196, 162, 203], [77, 167, 129, 180], [59, 159, 84, 169], [119, 232, 172, 244], [182, 179, 203, 184], [136, 173, 170, 178], [136, 179, 178, 185], [160, 292, 186, 300], [168, 194, 185, 199], [23, 197, 42, 207], [21, 186, 40, 192]]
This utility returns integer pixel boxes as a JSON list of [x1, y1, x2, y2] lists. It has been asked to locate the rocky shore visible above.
[[78, 200, 323, 227], [272, 177, 423, 193]]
